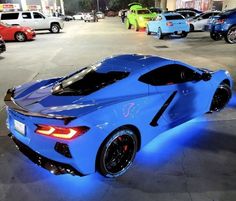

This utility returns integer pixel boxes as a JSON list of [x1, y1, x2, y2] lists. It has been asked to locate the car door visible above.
[[195, 13, 212, 30], [0, 23, 10, 40], [139, 64, 212, 127], [20, 12, 35, 29], [148, 15, 162, 33], [32, 12, 48, 30]]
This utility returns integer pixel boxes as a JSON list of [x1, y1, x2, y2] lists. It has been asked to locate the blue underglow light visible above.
[[136, 116, 207, 166]]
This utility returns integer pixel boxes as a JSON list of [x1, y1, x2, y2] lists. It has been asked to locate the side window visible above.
[[1, 13, 19, 20], [139, 64, 198, 86], [22, 12, 32, 19], [33, 12, 44, 19]]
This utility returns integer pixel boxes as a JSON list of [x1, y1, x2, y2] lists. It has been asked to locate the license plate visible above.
[[14, 120, 25, 135]]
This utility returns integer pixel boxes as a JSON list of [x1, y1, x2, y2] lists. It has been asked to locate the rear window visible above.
[[137, 10, 151, 14], [53, 66, 130, 96], [1, 13, 19, 20], [165, 15, 184, 20]]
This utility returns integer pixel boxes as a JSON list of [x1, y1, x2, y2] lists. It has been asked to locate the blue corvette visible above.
[[5, 55, 233, 177], [146, 12, 190, 39]]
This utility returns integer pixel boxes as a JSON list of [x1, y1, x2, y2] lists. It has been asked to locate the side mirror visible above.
[[201, 72, 212, 81]]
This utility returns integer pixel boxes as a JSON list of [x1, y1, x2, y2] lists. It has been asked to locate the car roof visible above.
[[97, 54, 174, 74], [162, 12, 182, 16]]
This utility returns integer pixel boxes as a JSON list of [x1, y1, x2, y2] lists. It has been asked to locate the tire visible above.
[[224, 25, 236, 44], [15, 32, 26, 42], [146, 25, 151, 35], [126, 19, 131, 29], [181, 32, 188, 38], [134, 21, 139, 32], [210, 83, 232, 112], [156, 27, 163, 39], [50, 23, 60, 33], [210, 32, 223, 41], [190, 24, 194, 32], [97, 128, 138, 178]]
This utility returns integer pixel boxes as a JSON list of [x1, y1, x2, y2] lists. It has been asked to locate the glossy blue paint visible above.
[[5, 54, 233, 176], [147, 13, 190, 35]]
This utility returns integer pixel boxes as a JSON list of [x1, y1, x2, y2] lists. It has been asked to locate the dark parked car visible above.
[[0, 35, 6, 54], [209, 8, 236, 43], [175, 8, 202, 19]]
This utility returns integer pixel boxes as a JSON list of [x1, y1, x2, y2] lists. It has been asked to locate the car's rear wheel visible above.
[[190, 24, 194, 32], [50, 23, 60, 33], [224, 25, 236, 44], [98, 128, 138, 178], [181, 32, 188, 38], [210, 83, 232, 112], [15, 32, 26, 42], [210, 32, 223, 41], [134, 21, 139, 32], [146, 25, 151, 35], [126, 19, 131, 29], [156, 27, 163, 39]]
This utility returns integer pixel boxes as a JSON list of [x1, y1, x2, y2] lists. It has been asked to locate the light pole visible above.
[[97, 0, 99, 11]]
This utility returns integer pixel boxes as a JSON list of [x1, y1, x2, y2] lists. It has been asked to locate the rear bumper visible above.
[[9, 133, 84, 176]]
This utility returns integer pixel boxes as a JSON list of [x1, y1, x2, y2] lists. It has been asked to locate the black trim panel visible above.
[[150, 91, 177, 127], [9, 134, 84, 176]]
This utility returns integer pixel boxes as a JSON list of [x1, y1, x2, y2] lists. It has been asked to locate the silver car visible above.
[[188, 11, 220, 31]]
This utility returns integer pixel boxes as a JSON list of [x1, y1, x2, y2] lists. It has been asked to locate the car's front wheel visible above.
[[134, 21, 139, 32], [50, 23, 60, 33], [97, 128, 138, 178], [210, 32, 223, 41], [126, 19, 131, 29], [224, 25, 236, 44], [210, 83, 232, 112], [146, 25, 151, 35], [15, 32, 26, 42]]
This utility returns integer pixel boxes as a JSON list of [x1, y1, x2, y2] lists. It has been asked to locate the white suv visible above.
[[0, 11, 64, 33]]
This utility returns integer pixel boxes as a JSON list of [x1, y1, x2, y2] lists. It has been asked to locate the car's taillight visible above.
[[216, 19, 225, 24], [35, 125, 89, 140], [166, 21, 173, 26]]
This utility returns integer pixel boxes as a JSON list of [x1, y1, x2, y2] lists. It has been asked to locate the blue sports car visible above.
[[5, 55, 233, 177], [146, 12, 190, 39]]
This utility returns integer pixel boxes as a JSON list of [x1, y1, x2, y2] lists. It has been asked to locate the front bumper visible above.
[[9, 133, 84, 176]]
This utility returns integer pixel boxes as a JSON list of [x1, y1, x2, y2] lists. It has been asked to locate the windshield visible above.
[[137, 10, 151, 14], [53, 65, 130, 96]]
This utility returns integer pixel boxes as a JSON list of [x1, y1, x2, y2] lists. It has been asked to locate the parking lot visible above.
[[0, 17, 236, 201]]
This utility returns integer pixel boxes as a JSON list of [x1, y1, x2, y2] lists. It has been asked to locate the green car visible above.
[[126, 5, 157, 31]]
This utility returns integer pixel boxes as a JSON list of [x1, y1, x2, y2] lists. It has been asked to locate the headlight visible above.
[[26, 29, 31, 33], [139, 16, 144, 21]]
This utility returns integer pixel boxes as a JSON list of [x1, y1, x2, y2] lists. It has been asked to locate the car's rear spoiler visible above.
[[4, 88, 76, 125]]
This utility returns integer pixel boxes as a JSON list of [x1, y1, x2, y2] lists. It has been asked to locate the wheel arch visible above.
[[221, 79, 231, 87], [50, 21, 61, 28]]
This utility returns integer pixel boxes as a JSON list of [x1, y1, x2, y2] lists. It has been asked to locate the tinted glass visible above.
[[137, 10, 151, 14], [54, 67, 130, 96], [202, 13, 212, 19], [22, 12, 32, 19], [1, 13, 19, 20], [33, 12, 44, 19], [139, 64, 197, 86], [165, 15, 184, 20]]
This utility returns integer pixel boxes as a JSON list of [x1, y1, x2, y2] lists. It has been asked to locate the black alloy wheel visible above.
[[210, 83, 232, 112], [98, 128, 138, 178], [210, 32, 223, 41]]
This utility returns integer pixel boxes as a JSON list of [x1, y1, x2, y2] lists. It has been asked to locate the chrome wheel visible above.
[[146, 26, 151, 35], [156, 28, 163, 39], [225, 26, 236, 44], [98, 129, 138, 177], [50, 24, 60, 33], [15, 32, 26, 42]]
